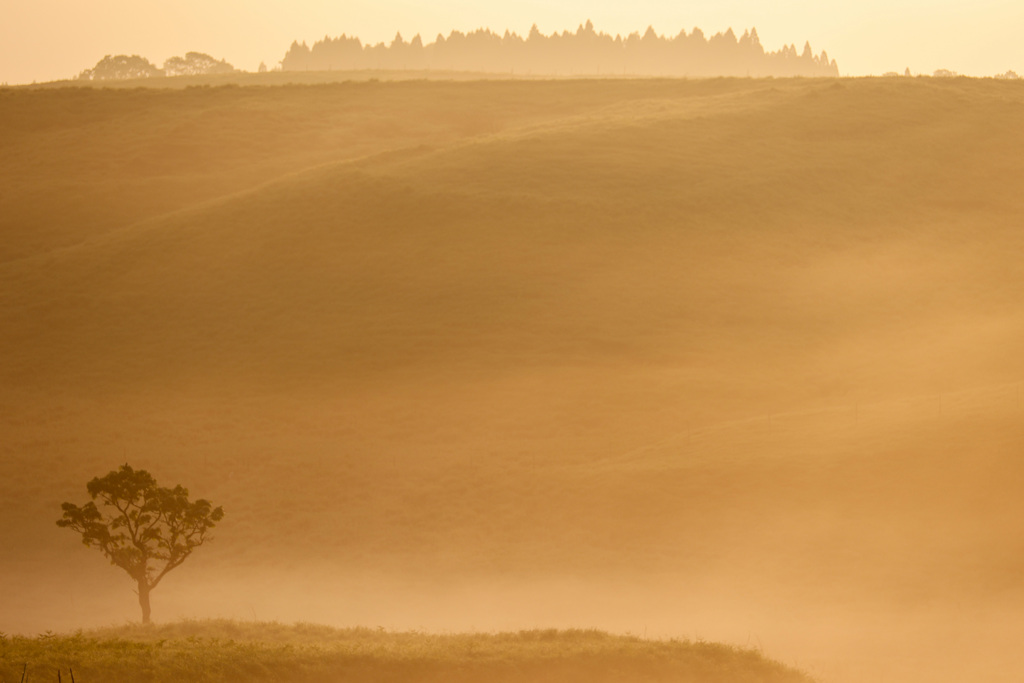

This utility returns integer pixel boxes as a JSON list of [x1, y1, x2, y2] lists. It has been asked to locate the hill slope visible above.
[[3, 77, 1024, 683]]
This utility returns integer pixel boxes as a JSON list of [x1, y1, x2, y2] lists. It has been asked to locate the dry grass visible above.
[[0, 620, 813, 683]]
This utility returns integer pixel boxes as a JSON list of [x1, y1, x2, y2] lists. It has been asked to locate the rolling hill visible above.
[[3, 76, 1024, 682]]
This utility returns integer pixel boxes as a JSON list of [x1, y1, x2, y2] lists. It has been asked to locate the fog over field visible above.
[[3, 75, 1024, 683]]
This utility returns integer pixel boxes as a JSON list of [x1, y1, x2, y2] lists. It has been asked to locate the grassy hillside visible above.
[[0, 621, 813, 683], [3, 77, 1024, 682]]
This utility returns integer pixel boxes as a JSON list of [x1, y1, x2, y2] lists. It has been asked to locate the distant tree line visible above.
[[881, 68, 1021, 79], [281, 21, 839, 77], [932, 68, 1019, 79], [77, 52, 235, 81]]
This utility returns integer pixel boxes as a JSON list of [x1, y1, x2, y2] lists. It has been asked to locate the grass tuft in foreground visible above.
[[0, 620, 814, 682]]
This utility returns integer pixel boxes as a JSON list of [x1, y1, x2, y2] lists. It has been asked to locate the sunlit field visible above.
[[0, 620, 813, 683], [3, 75, 1024, 683]]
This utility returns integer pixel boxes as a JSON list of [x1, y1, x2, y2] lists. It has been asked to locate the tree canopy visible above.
[[163, 52, 236, 77], [77, 52, 236, 80], [78, 54, 162, 81]]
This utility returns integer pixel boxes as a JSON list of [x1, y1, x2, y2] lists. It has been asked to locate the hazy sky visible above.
[[2, 0, 1023, 83]]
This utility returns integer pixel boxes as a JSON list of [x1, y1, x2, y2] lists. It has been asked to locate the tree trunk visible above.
[[138, 579, 152, 624]]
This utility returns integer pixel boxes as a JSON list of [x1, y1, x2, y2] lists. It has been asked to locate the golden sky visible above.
[[2, 0, 1023, 83]]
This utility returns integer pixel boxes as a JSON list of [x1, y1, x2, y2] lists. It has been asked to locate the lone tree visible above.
[[57, 464, 224, 624]]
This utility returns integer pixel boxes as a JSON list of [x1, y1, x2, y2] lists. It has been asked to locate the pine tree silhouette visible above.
[[278, 22, 839, 77]]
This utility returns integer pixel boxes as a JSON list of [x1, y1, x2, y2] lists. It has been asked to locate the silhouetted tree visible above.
[[78, 54, 163, 80], [163, 52, 235, 77], [281, 40, 312, 70], [57, 464, 224, 624], [278, 21, 840, 77]]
